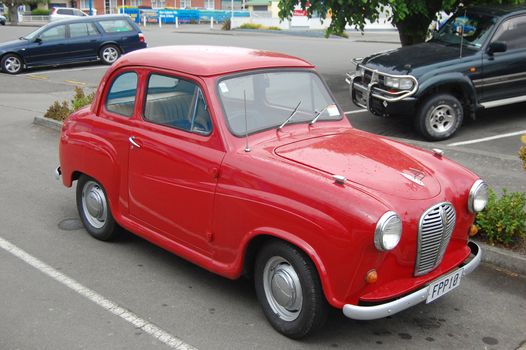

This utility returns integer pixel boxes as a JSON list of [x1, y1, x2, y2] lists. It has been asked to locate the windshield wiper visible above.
[[309, 105, 330, 125], [277, 100, 302, 131]]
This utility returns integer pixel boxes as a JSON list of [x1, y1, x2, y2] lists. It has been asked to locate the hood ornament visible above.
[[401, 168, 426, 187]]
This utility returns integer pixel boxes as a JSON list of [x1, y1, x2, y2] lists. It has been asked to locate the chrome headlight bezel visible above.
[[468, 179, 488, 213], [384, 76, 415, 90], [374, 211, 403, 251]]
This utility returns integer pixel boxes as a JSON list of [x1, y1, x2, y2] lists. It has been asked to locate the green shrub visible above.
[[266, 26, 281, 31], [222, 19, 231, 30], [475, 188, 526, 246], [520, 146, 526, 171], [44, 87, 95, 121], [239, 23, 263, 30], [31, 8, 50, 15]]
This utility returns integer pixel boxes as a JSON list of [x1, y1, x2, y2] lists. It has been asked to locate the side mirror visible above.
[[34, 37, 42, 43], [487, 41, 507, 55]]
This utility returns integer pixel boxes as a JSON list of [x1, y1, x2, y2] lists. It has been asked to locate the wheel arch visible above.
[[241, 231, 337, 308]]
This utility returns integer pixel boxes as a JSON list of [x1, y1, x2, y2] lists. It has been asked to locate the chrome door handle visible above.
[[129, 136, 141, 148]]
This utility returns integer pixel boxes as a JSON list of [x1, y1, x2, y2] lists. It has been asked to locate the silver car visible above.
[[49, 7, 88, 22], [0, 14, 6, 25]]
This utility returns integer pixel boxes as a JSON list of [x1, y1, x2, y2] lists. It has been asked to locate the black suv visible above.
[[347, 5, 526, 140]]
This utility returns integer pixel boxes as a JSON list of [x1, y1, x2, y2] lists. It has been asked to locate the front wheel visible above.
[[76, 175, 117, 241], [1, 54, 23, 74], [100, 44, 121, 65], [254, 241, 328, 339], [415, 94, 463, 141]]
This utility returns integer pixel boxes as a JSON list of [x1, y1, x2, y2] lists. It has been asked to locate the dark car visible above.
[[0, 14, 6, 25], [347, 5, 526, 140], [0, 14, 146, 74]]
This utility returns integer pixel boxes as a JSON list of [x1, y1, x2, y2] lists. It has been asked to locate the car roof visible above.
[[50, 14, 130, 24], [467, 4, 526, 17], [114, 46, 314, 77]]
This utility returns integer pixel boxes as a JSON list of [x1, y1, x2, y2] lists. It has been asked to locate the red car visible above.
[[57, 46, 487, 338]]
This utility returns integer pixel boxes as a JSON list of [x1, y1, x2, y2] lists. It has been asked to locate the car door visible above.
[[67, 21, 101, 61], [23, 24, 68, 66], [480, 14, 526, 105], [128, 72, 224, 255]]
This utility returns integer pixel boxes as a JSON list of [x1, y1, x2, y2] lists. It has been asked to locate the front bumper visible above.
[[346, 72, 418, 117], [342, 241, 481, 320]]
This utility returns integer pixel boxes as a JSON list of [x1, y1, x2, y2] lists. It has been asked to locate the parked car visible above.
[[347, 5, 526, 141], [0, 15, 146, 74], [49, 7, 88, 22], [57, 46, 486, 338], [0, 14, 6, 25]]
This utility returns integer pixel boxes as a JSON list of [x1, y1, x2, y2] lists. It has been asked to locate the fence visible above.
[[120, 7, 249, 24]]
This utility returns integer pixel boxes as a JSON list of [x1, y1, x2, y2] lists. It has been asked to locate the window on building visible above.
[[180, 0, 191, 8]]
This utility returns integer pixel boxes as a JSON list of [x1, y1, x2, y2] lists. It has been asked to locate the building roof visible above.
[[115, 46, 314, 76]]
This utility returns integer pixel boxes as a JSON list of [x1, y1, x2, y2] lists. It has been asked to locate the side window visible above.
[[59, 9, 74, 15], [69, 22, 99, 38], [144, 74, 212, 134], [98, 19, 134, 33], [105, 72, 138, 117], [40, 25, 66, 41], [492, 16, 526, 50]]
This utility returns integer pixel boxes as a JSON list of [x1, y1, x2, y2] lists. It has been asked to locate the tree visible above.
[[5, 0, 48, 25], [278, 0, 524, 46]]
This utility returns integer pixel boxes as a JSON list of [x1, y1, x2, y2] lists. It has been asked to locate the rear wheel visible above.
[[100, 44, 121, 65], [76, 175, 117, 241], [254, 241, 328, 339], [415, 94, 463, 141], [1, 54, 23, 74]]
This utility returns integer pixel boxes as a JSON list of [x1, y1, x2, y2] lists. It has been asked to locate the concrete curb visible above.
[[33, 115, 62, 131], [477, 240, 526, 276], [32, 116, 526, 276]]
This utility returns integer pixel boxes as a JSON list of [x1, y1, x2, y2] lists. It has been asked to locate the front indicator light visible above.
[[365, 270, 378, 284], [374, 211, 402, 251], [469, 224, 479, 237], [468, 180, 488, 213]]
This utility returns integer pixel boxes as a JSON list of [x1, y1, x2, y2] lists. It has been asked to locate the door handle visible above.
[[129, 136, 141, 148]]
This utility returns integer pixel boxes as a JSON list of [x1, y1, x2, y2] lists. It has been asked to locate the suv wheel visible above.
[[416, 94, 463, 141]]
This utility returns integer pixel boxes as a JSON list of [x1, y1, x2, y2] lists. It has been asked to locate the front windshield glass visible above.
[[218, 71, 341, 136], [23, 26, 47, 40], [433, 10, 497, 48]]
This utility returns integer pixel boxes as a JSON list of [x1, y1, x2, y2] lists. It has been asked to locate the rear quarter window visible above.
[[98, 19, 134, 33]]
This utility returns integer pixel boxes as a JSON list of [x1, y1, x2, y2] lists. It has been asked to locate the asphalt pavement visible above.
[[0, 25, 525, 350]]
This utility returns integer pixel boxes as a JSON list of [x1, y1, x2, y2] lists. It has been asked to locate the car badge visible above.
[[401, 168, 426, 187]]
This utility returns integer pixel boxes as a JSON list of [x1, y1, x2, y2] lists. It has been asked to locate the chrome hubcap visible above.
[[263, 256, 303, 321], [5, 56, 21, 73], [81, 181, 107, 229], [428, 104, 456, 133], [103, 47, 119, 63]]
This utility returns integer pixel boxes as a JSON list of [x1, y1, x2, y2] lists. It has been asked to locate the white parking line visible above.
[[448, 130, 526, 147], [344, 109, 367, 115], [0, 236, 196, 350]]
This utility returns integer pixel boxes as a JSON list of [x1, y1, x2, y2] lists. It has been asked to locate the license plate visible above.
[[426, 269, 463, 303]]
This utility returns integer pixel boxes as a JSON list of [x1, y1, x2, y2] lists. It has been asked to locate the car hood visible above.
[[0, 39, 28, 52], [362, 42, 478, 75], [274, 131, 441, 200]]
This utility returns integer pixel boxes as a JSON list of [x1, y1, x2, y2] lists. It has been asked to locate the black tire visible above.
[[76, 175, 117, 241], [99, 44, 121, 65], [415, 94, 463, 141], [1, 54, 24, 74], [254, 240, 328, 339]]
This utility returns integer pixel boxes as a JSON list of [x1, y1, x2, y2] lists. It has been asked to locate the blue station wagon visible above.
[[0, 15, 147, 74]]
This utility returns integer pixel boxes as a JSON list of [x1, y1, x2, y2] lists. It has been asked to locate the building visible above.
[[76, 0, 225, 16]]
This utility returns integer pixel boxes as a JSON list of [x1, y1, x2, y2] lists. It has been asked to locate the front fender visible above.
[[416, 72, 477, 104]]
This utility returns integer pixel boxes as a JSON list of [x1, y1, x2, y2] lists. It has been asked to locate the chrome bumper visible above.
[[54, 166, 61, 181], [342, 241, 482, 320]]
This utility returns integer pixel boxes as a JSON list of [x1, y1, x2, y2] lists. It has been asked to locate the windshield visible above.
[[218, 71, 341, 136], [432, 10, 498, 48], [22, 26, 47, 40]]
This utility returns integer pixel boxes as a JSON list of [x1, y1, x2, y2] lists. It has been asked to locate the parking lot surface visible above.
[[0, 25, 525, 350]]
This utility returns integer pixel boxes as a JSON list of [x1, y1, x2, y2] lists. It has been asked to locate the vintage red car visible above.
[[57, 46, 486, 338]]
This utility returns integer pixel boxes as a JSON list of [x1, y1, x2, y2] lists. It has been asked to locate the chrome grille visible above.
[[415, 202, 456, 276]]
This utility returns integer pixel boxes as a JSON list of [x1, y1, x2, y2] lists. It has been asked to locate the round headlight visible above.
[[374, 211, 403, 251], [468, 179, 488, 213]]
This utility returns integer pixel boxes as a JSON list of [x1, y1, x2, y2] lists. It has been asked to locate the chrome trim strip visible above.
[[481, 95, 526, 108], [342, 241, 481, 320], [473, 71, 526, 88]]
